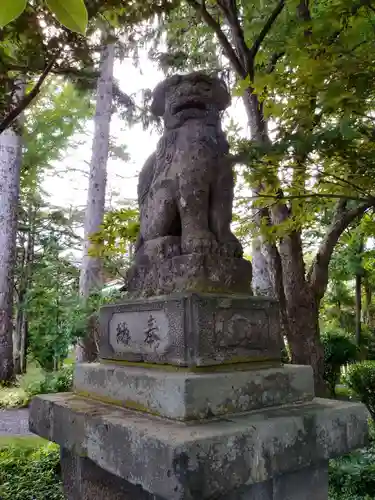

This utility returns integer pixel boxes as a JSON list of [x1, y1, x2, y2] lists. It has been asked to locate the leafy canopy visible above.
[[0, 0, 88, 34]]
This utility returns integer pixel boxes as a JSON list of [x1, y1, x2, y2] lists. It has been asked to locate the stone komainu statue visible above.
[[127, 71, 252, 296]]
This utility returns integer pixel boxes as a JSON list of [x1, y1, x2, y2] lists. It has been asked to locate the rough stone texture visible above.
[[60, 448, 160, 499], [29, 393, 368, 500], [127, 253, 253, 297], [100, 292, 282, 366], [125, 72, 252, 297], [0, 409, 32, 435], [221, 463, 328, 500], [74, 363, 314, 421], [60, 448, 327, 500]]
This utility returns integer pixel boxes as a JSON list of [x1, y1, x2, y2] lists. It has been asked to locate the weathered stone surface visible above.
[[60, 448, 160, 499], [74, 363, 314, 421], [100, 293, 282, 366], [221, 463, 328, 500], [127, 253, 252, 297], [29, 393, 368, 500], [61, 447, 328, 500], [125, 71, 252, 297]]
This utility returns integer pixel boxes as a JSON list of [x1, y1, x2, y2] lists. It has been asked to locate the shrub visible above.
[[0, 389, 28, 409], [322, 331, 358, 397], [329, 444, 375, 500], [345, 361, 375, 420], [0, 441, 63, 499], [358, 329, 375, 361], [0, 365, 74, 409], [25, 364, 74, 399]]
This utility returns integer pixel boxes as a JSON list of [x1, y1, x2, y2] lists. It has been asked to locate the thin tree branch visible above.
[[217, 0, 252, 73], [186, 0, 246, 77], [308, 201, 374, 302], [266, 51, 285, 73], [315, 0, 372, 58], [242, 193, 374, 203], [249, 0, 285, 59], [0, 54, 59, 134]]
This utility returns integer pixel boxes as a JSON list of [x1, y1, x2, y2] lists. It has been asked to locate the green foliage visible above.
[[0, 0, 88, 33], [160, 0, 375, 231], [22, 79, 93, 190], [0, 441, 63, 500], [322, 331, 358, 397], [329, 444, 375, 500], [11, 80, 94, 373], [46, 0, 88, 34], [0, 0, 180, 131], [0, 364, 73, 408], [0, 388, 28, 409], [90, 207, 139, 280], [335, 384, 356, 402], [0, 0, 27, 28], [62, 290, 122, 343], [345, 361, 375, 420], [91, 207, 140, 255], [24, 364, 74, 398], [25, 234, 81, 371], [320, 215, 375, 344]]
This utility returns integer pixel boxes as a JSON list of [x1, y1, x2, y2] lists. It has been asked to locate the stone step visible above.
[[74, 363, 315, 421], [29, 393, 367, 500]]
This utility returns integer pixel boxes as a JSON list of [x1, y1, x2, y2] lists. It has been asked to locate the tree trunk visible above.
[[364, 276, 373, 329], [14, 204, 35, 373], [241, 91, 276, 296], [14, 308, 23, 374], [13, 230, 26, 375], [0, 91, 23, 382], [355, 237, 364, 345], [76, 40, 115, 363], [277, 227, 327, 395], [355, 273, 362, 346]]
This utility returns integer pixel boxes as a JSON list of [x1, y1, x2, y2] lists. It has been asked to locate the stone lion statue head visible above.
[[151, 71, 231, 129]]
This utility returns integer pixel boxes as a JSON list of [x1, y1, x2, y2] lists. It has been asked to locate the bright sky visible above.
[[43, 51, 250, 214]]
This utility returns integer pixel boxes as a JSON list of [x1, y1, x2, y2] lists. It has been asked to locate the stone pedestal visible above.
[[99, 293, 282, 365], [29, 293, 368, 500]]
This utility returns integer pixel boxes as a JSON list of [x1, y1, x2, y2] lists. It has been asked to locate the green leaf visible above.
[[46, 0, 88, 35], [0, 0, 27, 27]]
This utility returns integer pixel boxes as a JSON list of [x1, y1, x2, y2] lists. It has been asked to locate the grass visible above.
[[0, 363, 45, 409], [335, 384, 357, 400], [0, 359, 74, 409]]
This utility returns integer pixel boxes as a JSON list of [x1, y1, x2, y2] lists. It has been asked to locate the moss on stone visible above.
[[100, 358, 282, 373], [75, 390, 163, 418]]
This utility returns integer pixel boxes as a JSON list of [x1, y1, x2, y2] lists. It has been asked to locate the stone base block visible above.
[[29, 393, 368, 500], [100, 292, 282, 366], [74, 363, 314, 420], [60, 448, 158, 499], [222, 463, 328, 500], [126, 252, 253, 298], [60, 448, 328, 500]]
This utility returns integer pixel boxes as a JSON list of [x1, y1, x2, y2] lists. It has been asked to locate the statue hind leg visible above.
[[140, 186, 181, 259], [177, 178, 218, 255]]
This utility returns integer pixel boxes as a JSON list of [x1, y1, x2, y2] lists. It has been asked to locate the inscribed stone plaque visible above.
[[100, 293, 283, 366], [109, 310, 169, 355]]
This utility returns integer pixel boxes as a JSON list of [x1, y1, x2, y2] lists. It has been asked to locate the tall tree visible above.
[[0, 0, 180, 133], [154, 0, 375, 392], [12, 80, 92, 373], [76, 35, 115, 362], [0, 80, 24, 382]]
